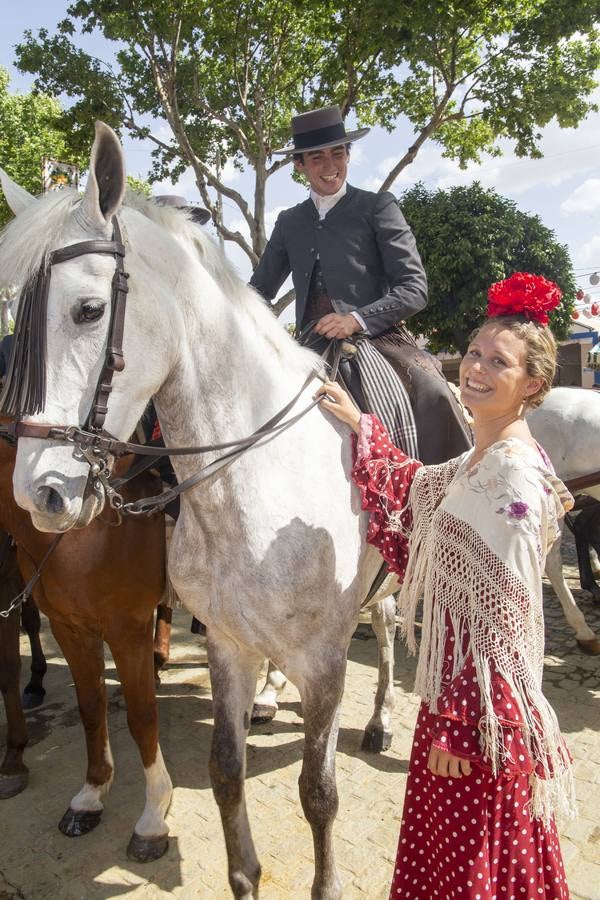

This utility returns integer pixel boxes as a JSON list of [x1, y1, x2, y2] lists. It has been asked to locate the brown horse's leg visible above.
[[0, 587, 29, 798], [49, 620, 113, 837], [153, 603, 172, 682], [110, 618, 172, 862], [21, 598, 47, 709]]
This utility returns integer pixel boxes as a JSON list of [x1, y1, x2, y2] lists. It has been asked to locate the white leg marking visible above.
[[254, 661, 287, 709], [70, 741, 114, 811], [134, 745, 173, 837]]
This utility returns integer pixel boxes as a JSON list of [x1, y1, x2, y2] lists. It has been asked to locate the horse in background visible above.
[[0, 429, 172, 861], [528, 386, 600, 654], [571, 500, 600, 600]]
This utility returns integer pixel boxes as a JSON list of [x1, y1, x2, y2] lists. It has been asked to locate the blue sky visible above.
[[2, 1, 600, 309]]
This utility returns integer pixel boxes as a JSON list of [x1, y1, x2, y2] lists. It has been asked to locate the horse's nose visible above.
[[35, 485, 65, 516]]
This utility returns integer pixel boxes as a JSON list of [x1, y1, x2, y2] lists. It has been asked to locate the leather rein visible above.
[[3, 220, 339, 516]]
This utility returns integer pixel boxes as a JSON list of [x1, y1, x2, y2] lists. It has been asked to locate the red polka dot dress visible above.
[[351, 415, 570, 900]]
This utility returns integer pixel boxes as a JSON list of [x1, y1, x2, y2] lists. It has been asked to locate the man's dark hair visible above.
[[293, 143, 352, 163]]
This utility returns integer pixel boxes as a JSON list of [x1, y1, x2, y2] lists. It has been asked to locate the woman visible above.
[[317, 273, 575, 899]]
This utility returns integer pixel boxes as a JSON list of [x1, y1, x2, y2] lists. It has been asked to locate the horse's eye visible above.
[[75, 301, 105, 323]]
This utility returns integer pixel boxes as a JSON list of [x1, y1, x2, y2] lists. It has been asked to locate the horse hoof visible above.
[[153, 652, 167, 679], [127, 831, 169, 862], [361, 728, 393, 753], [251, 703, 277, 725], [576, 637, 600, 656], [0, 771, 29, 799], [58, 807, 103, 837], [22, 687, 46, 710]]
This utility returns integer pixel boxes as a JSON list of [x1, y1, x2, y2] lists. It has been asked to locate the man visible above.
[[250, 105, 471, 463]]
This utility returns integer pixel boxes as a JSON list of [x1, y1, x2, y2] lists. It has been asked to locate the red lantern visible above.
[[576, 289, 585, 300], [591, 302, 599, 316]]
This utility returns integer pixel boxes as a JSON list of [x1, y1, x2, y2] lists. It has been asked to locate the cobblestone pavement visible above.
[[1, 531, 599, 899]]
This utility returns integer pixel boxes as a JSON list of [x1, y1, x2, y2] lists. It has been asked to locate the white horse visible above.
[[0, 123, 393, 899], [527, 388, 600, 654]]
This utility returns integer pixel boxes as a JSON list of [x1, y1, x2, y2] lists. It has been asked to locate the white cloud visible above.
[[561, 179, 600, 214], [577, 234, 600, 265], [361, 175, 384, 191], [349, 143, 366, 166]]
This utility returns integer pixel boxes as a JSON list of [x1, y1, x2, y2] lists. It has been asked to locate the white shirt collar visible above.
[[311, 181, 347, 219]]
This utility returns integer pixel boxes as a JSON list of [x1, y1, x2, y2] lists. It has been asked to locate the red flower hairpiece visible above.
[[487, 272, 562, 326]]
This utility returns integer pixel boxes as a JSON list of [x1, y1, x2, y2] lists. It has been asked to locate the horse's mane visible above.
[[0, 189, 79, 292], [124, 192, 312, 367], [0, 189, 315, 372]]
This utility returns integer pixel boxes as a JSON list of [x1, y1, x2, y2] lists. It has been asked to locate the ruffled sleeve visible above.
[[351, 414, 422, 579], [428, 649, 537, 775]]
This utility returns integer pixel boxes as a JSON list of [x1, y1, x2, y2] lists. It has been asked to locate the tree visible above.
[[0, 67, 86, 227], [400, 182, 576, 354], [360, 0, 599, 192], [126, 174, 152, 197], [13, 1, 598, 314]]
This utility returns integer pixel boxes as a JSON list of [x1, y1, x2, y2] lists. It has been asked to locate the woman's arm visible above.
[[316, 381, 422, 577]]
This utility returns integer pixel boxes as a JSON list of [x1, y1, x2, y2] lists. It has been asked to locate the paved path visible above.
[[1, 532, 599, 899]]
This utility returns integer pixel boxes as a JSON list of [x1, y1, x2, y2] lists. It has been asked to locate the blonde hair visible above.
[[471, 316, 557, 409]]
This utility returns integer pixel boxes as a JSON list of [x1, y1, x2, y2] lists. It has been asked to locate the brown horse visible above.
[[0, 432, 172, 861]]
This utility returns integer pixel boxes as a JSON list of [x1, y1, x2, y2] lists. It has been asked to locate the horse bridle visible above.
[[1, 217, 339, 516], [1, 216, 128, 437]]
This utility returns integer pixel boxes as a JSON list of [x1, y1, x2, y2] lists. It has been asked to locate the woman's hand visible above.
[[315, 380, 362, 433], [428, 744, 472, 778]]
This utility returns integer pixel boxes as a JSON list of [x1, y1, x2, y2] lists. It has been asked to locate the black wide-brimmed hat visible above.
[[154, 194, 211, 225], [273, 105, 369, 156]]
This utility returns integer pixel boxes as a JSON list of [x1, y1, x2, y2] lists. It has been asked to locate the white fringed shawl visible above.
[[399, 437, 576, 824]]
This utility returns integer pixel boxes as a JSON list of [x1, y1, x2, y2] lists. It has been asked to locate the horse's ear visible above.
[[0, 167, 37, 216], [78, 121, 126, 230]]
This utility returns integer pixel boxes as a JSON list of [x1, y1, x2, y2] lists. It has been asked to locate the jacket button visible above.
[[310, 247, 315, 252], [316, 224, 323, 230], [304, 272, 309, 277]]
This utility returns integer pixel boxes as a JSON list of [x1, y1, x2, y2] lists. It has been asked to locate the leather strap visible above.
[[82, 219, 129, 431], [50, 239, 125, 265]]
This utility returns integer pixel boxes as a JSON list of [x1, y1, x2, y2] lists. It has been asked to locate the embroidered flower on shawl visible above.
[[503, 500, 530, 520]]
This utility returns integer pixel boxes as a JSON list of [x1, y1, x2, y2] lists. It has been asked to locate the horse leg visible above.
[[21, 598, 47, 709], [574, 526, 600, 599], [573, 506, 600, 600], [362, 594, 396, 752], [0, 598, 29, 798], [110, 620, 172, 862], [153, 603, 172, 683], [251, 660, 288, 724], [50, 621, 113, 836], [297, 654, 346, 900], [545, 534, 600, 655], [591, 546, 600, 578], [208, 633, 262, 899]]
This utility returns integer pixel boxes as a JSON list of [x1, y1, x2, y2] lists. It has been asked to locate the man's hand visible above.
[[313, 313, 361, 340], [428, 744, 472, 778]]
